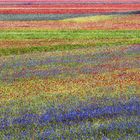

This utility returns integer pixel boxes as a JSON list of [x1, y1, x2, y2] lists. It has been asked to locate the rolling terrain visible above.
[[0, 1, 140, 139]]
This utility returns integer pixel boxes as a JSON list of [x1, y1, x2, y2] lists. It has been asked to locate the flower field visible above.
[[0, 1, 140, 140], [0, 3, 140, 14]]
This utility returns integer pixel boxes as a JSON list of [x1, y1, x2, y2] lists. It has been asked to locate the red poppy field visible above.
[[0, 3, 139, 14]]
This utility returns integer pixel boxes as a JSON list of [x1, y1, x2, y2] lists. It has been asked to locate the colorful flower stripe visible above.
[[0, 4, 140, 14]]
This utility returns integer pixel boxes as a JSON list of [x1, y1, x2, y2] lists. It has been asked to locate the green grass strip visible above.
[[0, 44, 84, 56], [0, 30, 140, 39]]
